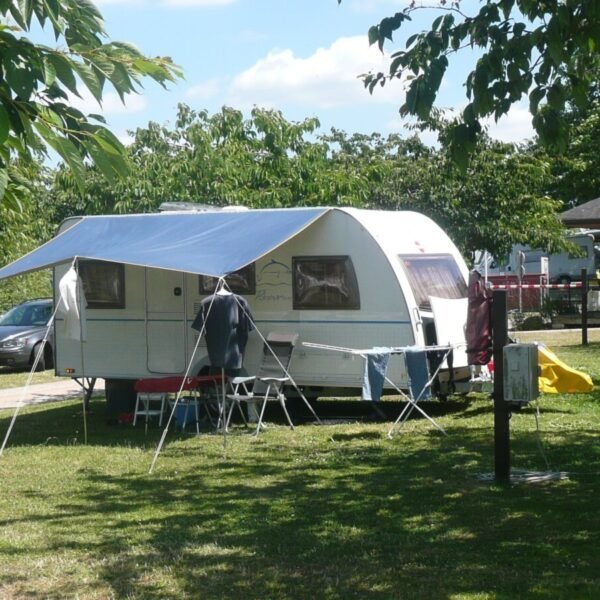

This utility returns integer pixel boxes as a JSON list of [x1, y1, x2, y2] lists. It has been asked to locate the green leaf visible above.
[[41, 0, 63, 38], [1, 186, 23, 211], [34, 120, 86, 190], [48, 53, 79, 96], [546, 16, 564, 65], [109, 63, 134, 100], [547, 83, 564, 109], [42, 57, 56, 87], [432, 15, 443, 32], [0, 165, 7, 199], [7, 3, 27, 29], [18, 0, 33, 28], [368, 26, 379, 47], [0, 105, 9, 145], [74, 62, 103, 103], [93, 127, 126, 157], [84, 137, 125, 183], [507, 62, 520, 82]]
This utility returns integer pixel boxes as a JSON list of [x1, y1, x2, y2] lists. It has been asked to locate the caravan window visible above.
[[292, 256, 360, 310], [78, 261, 125, 309], [399, 254, 467, 311], [199, 263, 256, 295]]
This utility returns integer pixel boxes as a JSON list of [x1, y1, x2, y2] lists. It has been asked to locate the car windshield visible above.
[[0, 303, 52, 327]]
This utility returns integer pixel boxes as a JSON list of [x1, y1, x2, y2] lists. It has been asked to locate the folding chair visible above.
[[226, 332, 298, 435], [133, 387, 167, 433]]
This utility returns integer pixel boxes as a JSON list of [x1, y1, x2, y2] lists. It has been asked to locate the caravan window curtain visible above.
[[399, 254, 467, 310], [292, 256, 360, 310], [79, 260, 125, 309], [199, 263, 256, 295]]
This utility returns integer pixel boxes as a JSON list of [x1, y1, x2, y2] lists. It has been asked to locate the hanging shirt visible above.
[[58, 266, 87, 341], [191, 293, 254, 369]]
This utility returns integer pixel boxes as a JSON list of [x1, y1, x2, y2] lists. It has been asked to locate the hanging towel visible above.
[[466, 270, 492, 365], [362, 348, 391, 401], [405, 348, 431, 401], [58, 266, 87, 341]]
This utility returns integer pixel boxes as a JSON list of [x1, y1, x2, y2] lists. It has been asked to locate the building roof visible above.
[[561, 197, 600, 228]]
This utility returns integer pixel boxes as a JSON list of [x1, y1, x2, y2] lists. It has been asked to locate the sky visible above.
[[71, 0, 536, 146]]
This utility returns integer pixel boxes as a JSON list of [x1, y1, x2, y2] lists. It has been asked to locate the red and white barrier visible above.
[[487, 282, 582, 290]]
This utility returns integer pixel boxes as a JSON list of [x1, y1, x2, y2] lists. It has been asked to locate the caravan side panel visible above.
[[186, 210, 414, 389], [54, 264, 185, 378]]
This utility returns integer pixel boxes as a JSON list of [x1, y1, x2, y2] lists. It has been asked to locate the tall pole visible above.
[[492, 290, 510, 483], [581, 268, 588, 346]]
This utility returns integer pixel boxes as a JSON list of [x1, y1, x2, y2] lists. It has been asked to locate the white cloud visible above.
[[185, 78, 223, 100], [383, 103, 536, 146], [484, 105, 536, 144], [69, 90, 148, 116], [116, 129, 136, 147], [226, 35, 404, 111]]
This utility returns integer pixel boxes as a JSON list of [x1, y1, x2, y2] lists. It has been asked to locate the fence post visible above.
[[492, 290, 510, 483], [582, 268, 588, 346]]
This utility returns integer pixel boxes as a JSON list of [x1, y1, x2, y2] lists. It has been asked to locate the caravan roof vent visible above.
[[158, 201, 220, 213], [221, 205, 249, 212], [158, 202, 249, 213]]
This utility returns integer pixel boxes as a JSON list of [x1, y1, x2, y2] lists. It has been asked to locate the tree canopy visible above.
[[0, 0, 181, 209], [53, 104, 373, 215], [51, 104, 567, 261], [339, 0, 600, 169]]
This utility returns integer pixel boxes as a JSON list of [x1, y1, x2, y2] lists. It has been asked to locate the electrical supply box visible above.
[[503, 343, 539, 403]]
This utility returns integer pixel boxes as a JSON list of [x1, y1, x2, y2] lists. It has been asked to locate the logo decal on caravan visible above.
[[256, 260, 292, 302]]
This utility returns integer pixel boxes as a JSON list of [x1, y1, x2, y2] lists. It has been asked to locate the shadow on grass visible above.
[[0, 396, 473, 450], [2, 397, 600, 599], [55, 426, 600, 599]]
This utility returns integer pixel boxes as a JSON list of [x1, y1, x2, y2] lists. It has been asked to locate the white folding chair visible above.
[[226, 332, 298, 435]]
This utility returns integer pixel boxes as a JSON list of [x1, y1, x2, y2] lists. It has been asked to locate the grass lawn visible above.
[[0, 366, 59, 389], [0, 341, 599, 598]]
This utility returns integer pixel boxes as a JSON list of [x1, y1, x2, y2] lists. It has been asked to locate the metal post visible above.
[[492, 290, 510, 483], [582, 268, 588, 346]]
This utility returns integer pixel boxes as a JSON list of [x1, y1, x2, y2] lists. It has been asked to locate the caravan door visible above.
[[145, 268, 187, 373], [398, 254, 468, 366]]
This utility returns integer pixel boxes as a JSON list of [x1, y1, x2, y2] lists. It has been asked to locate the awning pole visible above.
[[75, 258, 88, 446]]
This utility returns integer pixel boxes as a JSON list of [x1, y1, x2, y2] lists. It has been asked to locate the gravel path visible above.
[[0, 378, 105, 410]]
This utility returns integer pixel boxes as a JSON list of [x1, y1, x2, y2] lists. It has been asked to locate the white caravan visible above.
[[6, 207, 471, 397]]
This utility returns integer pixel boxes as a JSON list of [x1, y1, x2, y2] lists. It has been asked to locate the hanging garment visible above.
[[191, 293, 254, 369], [58, 266, 87, 341], [405, 348, 431, 401], [362, 348, 392, 401], [466, 270, 492, 365]]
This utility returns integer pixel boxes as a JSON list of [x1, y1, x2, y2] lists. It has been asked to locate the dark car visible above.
[[0, 299, 54, 371]]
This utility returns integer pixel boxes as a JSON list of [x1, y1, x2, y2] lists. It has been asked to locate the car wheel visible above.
[[44, 343, 54, 369], [32, 342, 46, 372]]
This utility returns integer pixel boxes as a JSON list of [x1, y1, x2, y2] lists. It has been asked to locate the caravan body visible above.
[[40, 208, 468, 394]]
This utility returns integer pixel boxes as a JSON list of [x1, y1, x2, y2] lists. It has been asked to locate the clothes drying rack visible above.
[[302, 342, 458, 438]]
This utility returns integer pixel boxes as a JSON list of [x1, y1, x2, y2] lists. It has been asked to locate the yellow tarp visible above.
[[538, 345, 594, 394]]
